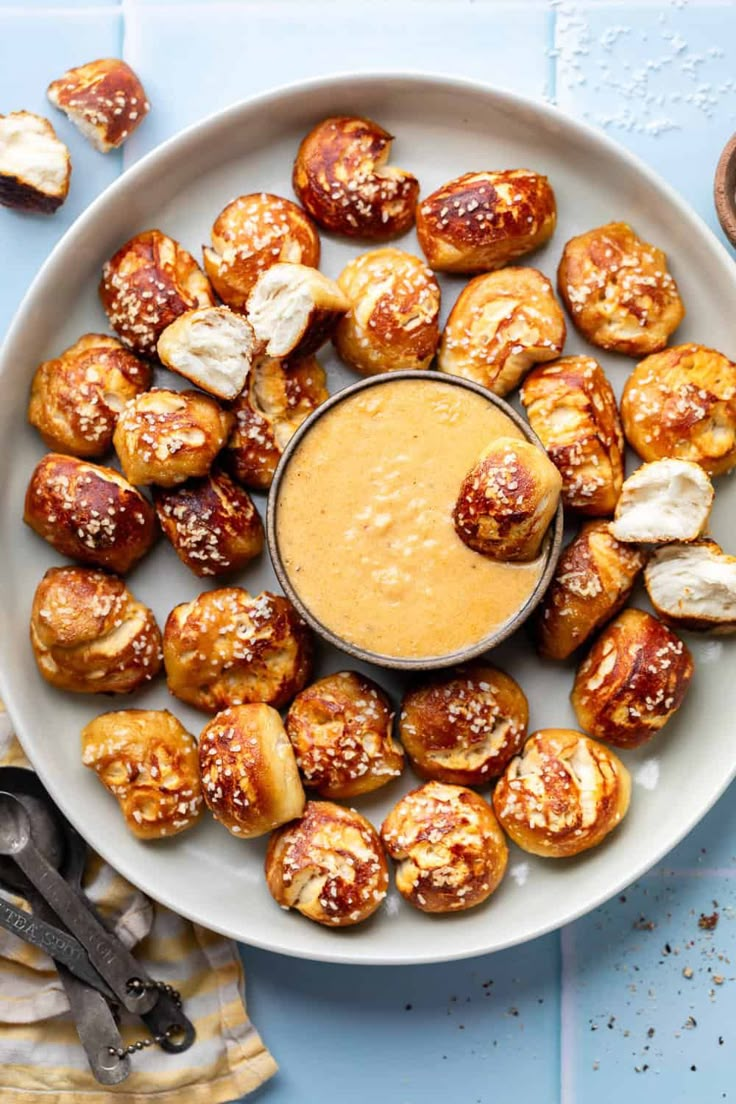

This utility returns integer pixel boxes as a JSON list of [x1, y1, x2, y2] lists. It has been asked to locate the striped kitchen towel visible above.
[[0, 698, 277, 1104]]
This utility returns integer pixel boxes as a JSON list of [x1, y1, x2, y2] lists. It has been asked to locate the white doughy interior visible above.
[[160, 309, 256, 399], [646, 543, 736, 622], [247, 267, 315, 356], [611, 459, 713, 543], [0, 114, 68, 195]]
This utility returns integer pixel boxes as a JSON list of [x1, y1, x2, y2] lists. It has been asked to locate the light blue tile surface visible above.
[[121, 0, 552, 165], [0, 9, 122, 334], [242, 935, 561, 1104], [1, 3, 736, 1102]]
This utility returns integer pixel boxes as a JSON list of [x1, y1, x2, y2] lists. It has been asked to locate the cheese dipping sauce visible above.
[[275, 378, 545, 660]]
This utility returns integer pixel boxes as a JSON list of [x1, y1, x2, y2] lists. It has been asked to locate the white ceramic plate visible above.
[[1, 74, 734, 965]]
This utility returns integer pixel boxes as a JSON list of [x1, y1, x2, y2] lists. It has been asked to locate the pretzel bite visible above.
[[644, 540, 736, 633], [24, 453, 156, 574], [520, 355, 624, 516], [30, 566, 161, 694], [558, 221, 684, 356], [47, 58, 149, 153], [81, 709, 202, 839], [199, 704, 305, 838], [163, 587, 312, 712], [153, 468, 263, 577], [333, 248, 440, 375], [536, 521, 647, 660], [100, 229, 215, 357], [246, 263, 349, 359], [157, 307, 257, 401], [285, 671, 403, 799], [493, 729, 630, 858], [293, 115, 419, 240], [571, 608, 693, 749], [203, 192, 320, 311], [28, 334, 151, 458], [453, 437, 561, 562], [399, 664, 527, 785], [223, 354, 328, 490], [438, 268, 566, 396], [621, 344, 736, 476], [610, 459, 714, 544], [416, 169, 556, 274], [0, 111, 70, 213], [265, 801, 388, 926], [381, 782, 507, 913], [113, 388, 234, 487]]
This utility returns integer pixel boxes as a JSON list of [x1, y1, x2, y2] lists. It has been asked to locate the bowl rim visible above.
[[714, 132, 736, 248], [266, 369, 564, 670]]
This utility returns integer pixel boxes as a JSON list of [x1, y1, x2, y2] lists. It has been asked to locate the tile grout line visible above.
[[560, 923, 576, 1104]]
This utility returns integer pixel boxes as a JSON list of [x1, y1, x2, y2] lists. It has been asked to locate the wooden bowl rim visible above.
[[715, 132, 736, 248]]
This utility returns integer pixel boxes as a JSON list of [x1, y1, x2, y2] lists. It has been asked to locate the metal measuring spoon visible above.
[[0, 791, 155, 1016], [0, 778, 129, 1084], [60, 816, 196, 1056]]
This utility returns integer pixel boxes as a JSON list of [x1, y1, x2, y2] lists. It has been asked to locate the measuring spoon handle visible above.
[[11, 842, 156, 1014], [0, 894, 111, 994]]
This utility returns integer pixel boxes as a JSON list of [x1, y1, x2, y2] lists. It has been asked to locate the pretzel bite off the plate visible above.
[[199, 704, 305, 838], [24, 453, 157, 574], [0, 111, 70, 213], [610, 459, 714, 544], [571, 608, 693, 749], [157, 306, 258, 401], [293, 115, 419, 240], [266, 801, 388, 926], [31, 566, 162, 694], [100, 229, 215, 357], [153, 468, 263, 577], [247, 263, 349, 359], [203, 192, 320, 311], [493, 729, 630, 858], [536, 520, 647, 660], [416, 169, 556, 274], [381, 782, 508, 913], [28, 333, 151, 458], [81, 709, 202, 839], [334, 248, 441, 375], [113, 388, 234, 487], [621, 344, 736, 476], [438, 267, 566, 396], [399, 664, 528, 785], [224, 354, 328, 490], [453, 436, 561, 562], [644, 540, 736, 633], [47, 58, 149, 152], [285, 671, 403, 798], [520, 355, 624, 516], [558, 221, 684, 355], [163, 587, 312, 712]]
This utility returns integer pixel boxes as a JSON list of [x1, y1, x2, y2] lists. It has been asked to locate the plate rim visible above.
[[1, 70, 735, 964]]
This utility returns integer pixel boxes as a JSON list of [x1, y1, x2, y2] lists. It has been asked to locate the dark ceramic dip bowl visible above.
[[266, 370, 564, 671]]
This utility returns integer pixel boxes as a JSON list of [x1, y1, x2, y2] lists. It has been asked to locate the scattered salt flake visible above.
[[697, 639, 724, 664], [510, 862, 530, 887], [382, 893, 400, 917], [635, 758, 660, 791]]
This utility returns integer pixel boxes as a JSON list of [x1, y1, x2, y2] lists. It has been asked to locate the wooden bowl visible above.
[[715, 132, 736, 248], [267, 370, 564, 671]]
